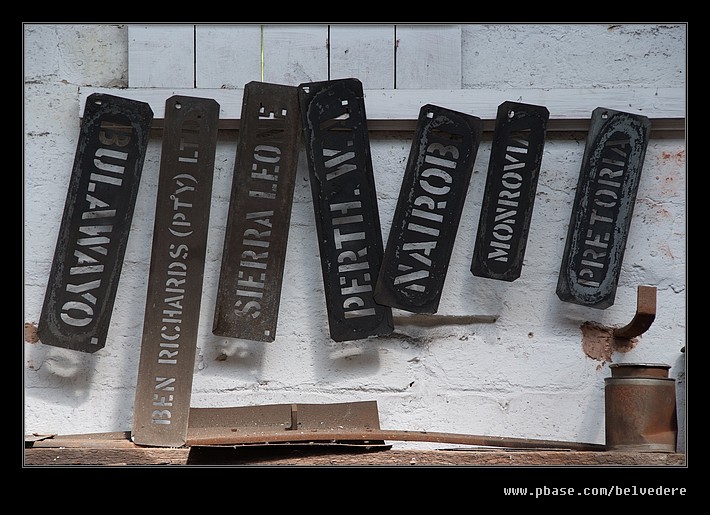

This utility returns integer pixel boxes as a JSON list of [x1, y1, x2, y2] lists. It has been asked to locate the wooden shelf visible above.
[[24, 431, 686, 466]]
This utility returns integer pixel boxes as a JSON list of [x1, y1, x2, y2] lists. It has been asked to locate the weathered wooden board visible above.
[[195, 25, 262, 88], [299, 78, 394, 341], [128, 25, 195, 88], [395, 25, 461, 89], [471, 101, 549, 281], [132, 96, 219, 447], [263, 25, 328, 85], [212, 82, 301, 342], [329, 25, 395, 89], [374, 104, 482, 313], [556, 107, 651, 309], [37, 93, 153, 353]]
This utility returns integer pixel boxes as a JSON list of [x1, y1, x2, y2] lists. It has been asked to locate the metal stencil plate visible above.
[[556, 107, 651, 309], [132, 96, 219, 447], [213, 82, 301, 342], [471, 101, 549, 282], [299, 78, 393, 342], [374, 104, 482, 314], [37, 93, 153, 353]]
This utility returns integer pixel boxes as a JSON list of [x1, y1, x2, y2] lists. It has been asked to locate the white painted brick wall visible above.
[[23, 24, 686, 453]]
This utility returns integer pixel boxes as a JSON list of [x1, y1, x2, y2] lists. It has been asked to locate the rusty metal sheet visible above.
[[556, 108, 651, 309], [212, 82, 301, 342], [299, 78, 393, 341], [471, 101, 549, 282], [374, 105, 482, 314], [37, 93, 153, 353], [189, 401, 381, 431], [188, 401, 386, 448], [132, 95, 219, 447]]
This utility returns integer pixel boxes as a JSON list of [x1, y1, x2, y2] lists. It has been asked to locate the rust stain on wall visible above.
[[660, 149, 685, 164], [659, 242, 675, 259], [24, 322, 39, 343], [581, 321, 637, 370]]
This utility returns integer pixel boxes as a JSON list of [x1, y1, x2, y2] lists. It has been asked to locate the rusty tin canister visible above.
[[604, 363, 677, 452]]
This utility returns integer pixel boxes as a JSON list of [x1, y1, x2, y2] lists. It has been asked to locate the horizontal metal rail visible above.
[[79, 87, 685, 133], [185, 427, 606, 451]]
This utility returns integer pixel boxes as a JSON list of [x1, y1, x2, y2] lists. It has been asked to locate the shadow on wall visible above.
[[24, 326, 94, 406]]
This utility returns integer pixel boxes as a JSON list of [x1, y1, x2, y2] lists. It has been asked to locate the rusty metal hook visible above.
[[612, 285, 657, 339]]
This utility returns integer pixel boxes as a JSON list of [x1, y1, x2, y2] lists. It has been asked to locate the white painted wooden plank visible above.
[[360, 87, 686, 126], [262, 24, 328, 85], [78, 87, 686, 132], [195, 25, 262, 88], [128, 25, 195, 88], [395, 25, 462, 89], [329, 25, 395, 89]]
